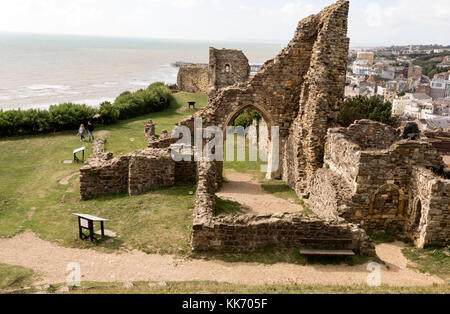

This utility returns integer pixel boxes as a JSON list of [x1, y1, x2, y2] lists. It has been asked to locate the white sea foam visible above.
[[73, 97, 115, 107], [92, 81, 118, 88], [26, 84, 71, 91], [129, 80, 151, 87]]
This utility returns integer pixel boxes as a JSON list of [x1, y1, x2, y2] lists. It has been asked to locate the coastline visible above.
[[0, 64, 179, 111], [0, 34, 283, 112]]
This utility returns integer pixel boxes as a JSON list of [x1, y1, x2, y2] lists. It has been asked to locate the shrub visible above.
[[49, 103, 97, 131], [339, 96, 397, 127], [0, 83, 174, 137], [113, 83, 173, 120], [98, 102, 120, 124], [0, 108, 51, 136], [233, 109, 262, 128]]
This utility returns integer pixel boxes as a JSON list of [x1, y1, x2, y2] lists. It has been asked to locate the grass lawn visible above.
[[62, 281, 450, 294], [0, 263, 36, 291], [4, 280, 449, 294], [0, 92, 206, 255], [402, 247, 450, 282]]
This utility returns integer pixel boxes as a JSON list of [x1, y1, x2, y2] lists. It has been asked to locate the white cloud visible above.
[[169, 0, 221, 9], [363, 0, 450, 28], [240, 1, 324, 23], [365, 3, 382, 27], [0, 0, 448, 45]]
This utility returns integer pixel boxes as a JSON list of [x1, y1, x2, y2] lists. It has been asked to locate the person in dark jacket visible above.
[[87, 121, 95, 143]]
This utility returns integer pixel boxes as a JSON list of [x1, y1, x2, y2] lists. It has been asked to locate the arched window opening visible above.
[[225, 64, 231, 73]]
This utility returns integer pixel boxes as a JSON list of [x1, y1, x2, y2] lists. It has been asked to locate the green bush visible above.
[[49, 103, 98, 131], [98, 102, 120, 125], [233, 109, 262, 128], [113, 83, 172, 120], [0, 83, 173, 137], [339, 96, 397, 127]]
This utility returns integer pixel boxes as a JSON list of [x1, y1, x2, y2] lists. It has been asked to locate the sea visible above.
[[0, 33, 284, 111]]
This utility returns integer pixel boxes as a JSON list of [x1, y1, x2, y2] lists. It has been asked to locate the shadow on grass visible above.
[[260, 183, 293, 194], [215, 197, 250, 216], [367, 230, 413, 245], [192, 248, 371, 266], [68, 235, 125, 252]]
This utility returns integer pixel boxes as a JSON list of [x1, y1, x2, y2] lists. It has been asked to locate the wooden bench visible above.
[[188, 101, 196, 109], [73, 147, 85, 163], [298, 238, 355, 257], [300, 249, 355, 256], [73, 213, 108, 242]]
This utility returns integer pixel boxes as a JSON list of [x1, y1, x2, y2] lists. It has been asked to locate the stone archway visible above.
[[222, 104, 279, 180]]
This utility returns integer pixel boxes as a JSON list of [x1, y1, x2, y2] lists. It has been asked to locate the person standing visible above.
[[87, 121, 95, 143], [78, 124, 86, 142]]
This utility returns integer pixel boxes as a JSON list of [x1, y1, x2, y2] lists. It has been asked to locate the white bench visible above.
[[73, 147, 85, 163], [73, 213, 109, 242]]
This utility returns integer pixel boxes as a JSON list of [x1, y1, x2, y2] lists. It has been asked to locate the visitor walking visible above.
[[87, 121, 95, 143], [78, 124, 86, 142]]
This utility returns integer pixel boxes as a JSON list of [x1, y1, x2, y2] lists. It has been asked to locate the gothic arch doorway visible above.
[[222, 104, 279, 180]]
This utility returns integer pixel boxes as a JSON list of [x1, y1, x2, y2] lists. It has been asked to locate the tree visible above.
[[233, 109, 261, 128], [339, 96, 397, 127]]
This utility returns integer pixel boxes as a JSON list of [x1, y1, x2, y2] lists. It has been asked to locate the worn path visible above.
[[217, 170, 303, 214], [0, 232, 443, 287]]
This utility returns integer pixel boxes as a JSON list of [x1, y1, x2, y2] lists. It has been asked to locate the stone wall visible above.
[[128, 149, 175, 196], [80, 155, 130, 200], [308, 168, 354, 220], [177, 65, 209, 93], [192, 161, 375, 256], [284, 0, 350, 196], [208, 48, 250, 98], [80, 130, 197, 200], [336, 120, 400, 150], [308, 120, 449, 247], [144, 120, 156, 145], [410, 168, 450, 248]]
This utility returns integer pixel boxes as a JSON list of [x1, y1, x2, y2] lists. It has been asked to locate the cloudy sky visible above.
[[0, 0, 449, 46]]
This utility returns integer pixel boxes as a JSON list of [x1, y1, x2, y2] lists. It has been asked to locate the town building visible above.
[[430, 79, 450, 99]]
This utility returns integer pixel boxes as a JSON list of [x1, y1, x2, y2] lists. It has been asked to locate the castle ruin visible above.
[[80, 1, 449, 254], [177, 48, 250, 97]]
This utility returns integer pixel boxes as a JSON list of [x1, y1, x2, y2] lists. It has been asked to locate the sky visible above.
[[0, 0, 449, 46]]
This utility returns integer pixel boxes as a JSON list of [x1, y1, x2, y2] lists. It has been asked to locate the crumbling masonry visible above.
[[308, 120, 449, 248], [177, 65, 209, 94], [177, 48, 250, 97], [80, 1, 448, 253]]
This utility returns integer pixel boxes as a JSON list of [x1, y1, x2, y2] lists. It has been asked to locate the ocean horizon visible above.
[[0, 33, 285, 111]]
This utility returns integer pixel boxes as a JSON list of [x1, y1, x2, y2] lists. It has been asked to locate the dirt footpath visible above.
[[217, 171, 304, 214], [0, 232, 443, 287]]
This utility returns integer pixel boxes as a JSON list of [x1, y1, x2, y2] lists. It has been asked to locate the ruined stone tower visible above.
[[208, 48, 250, 98]]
